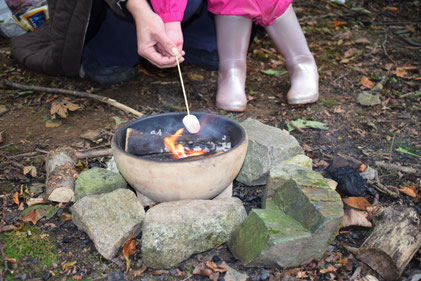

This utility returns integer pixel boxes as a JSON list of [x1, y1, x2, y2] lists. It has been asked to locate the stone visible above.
[[229, 164, 343, 267], [75, 167, 127, 201], [224, 265, 248, 281], [72, 189, 145, 260], [228, 205, 311, 267], [357, 92, 381, 106], [280, 154, 313, 170], [142, 198, 246, 269], [236, 118, 303, 186]]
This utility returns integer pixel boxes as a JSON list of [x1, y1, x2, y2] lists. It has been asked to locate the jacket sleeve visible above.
[[150, 0, 187, 22]]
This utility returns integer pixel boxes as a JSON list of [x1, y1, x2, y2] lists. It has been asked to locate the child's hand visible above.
[[164, 21, 185, 58]]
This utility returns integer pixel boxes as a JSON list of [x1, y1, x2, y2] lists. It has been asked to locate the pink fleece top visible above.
[[151, 0, 293, 27]]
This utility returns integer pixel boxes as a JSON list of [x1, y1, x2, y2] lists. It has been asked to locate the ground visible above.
[[0, 0, 420, 280]]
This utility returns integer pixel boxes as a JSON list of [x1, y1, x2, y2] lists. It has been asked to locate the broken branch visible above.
[[3, 81, 143, 118], [375, 161, 421, 176]]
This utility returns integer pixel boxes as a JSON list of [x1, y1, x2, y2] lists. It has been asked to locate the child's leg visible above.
[[215, 15, 252, 112], [264, 4, 319, 105]]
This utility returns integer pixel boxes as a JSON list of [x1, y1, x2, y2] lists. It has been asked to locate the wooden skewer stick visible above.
[[175, 55, 190, 116]]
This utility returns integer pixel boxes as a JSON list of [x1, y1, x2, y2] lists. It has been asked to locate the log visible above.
[[356, 205, 421, 281], [125, 128, 227, 156], [44, 147, 78, 202]]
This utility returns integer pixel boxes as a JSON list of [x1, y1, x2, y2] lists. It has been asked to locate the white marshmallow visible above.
[[182, 114, 201, 134]]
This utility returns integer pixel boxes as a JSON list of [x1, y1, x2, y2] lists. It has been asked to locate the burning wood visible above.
[[125, 128, 231, 160]]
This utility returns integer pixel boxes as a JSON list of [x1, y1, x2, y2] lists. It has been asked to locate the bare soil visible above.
[[0, 0, 420, 280]]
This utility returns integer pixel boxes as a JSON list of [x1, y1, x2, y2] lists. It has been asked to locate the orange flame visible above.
[[164, 128, 208, 159]]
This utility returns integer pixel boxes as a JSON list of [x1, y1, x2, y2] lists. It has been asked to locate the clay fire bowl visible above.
[[111, 112, 248, 202]]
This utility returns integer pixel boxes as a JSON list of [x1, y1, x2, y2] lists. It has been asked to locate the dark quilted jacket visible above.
[[10, 0, 125, 76]]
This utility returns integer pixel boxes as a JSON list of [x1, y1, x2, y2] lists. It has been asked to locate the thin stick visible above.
[[175, 56, 190, 115], [3, 81, 144, 117], [375, 161, 421, 176]]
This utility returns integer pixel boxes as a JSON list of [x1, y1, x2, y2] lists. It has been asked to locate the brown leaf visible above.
[[344, 48, 357, 58], [18, 209, 41, 225], [12, 192, 19, 205], [399, 186, 417, 198], [206, 261, 227, 273], [343, 197, 372, 211], [320, 265, 336, 274], [59, 213, 72, 222], [23, 166, 37, 177], [332, 21, 347, 27], [51, 100, 68, 118], [405, 25, 416, 33], [0, 225, 16, 232], [342, 208, 372, 228], [394, 67, 408, 78], [355, 38, 371, 44], [358, 164, 367, 172], [123, 234, 138, 272], [72, 275, 82, 280], [193, 263, 213, 277], [187, 73, 204, 81], [361, 76, 375, 89], [383, 6, 398, 11], [45, 119, 62, 128], [5, 257, 17, 263], [150, 270, 169, 275], [132, 264, 147, 277]]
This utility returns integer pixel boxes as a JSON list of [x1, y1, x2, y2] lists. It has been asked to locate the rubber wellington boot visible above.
[[265, 4, 319, 105], [215, 15, 253, 112]]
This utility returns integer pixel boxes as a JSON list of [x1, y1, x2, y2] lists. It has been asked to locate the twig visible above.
[[7, 151, 41, 159], [375, 161, 421, 176], [75, 148, 113, 159], [288, 121, 305, 134], [0, 196, 6, 233], [3, 81, 144, 117], [388, 134, 395, 160], [400, 91, 419, 98], [367, 180, 399, 198], [381, 28, 396, 65]]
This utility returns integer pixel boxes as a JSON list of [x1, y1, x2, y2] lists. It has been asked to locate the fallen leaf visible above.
[[72, 275, 82, 280], [320, 265, 337, 274], [12, 192, 19, 205], [62, 261, 76, 272], [383, 6, 398, 12], [263, 69, 288, 77], [187, 73, 204, 81], [0, 225, 16, 232], [288, 119, 328, 131], [50, 100, 81, 119], [405, 25, 416, 33], [332, 21, 347, 27], [355, 38, 371, 44], [132, 264, 147, 277], [394, 67, 408, 78], [206, 261, 227, 273], [59, 213, 72, 222], [358, 164, 367, 172], [399, 186, 417, 198], [342, 208, 372, 228], [5, 257, 17, 263], [39, 233, 49, 239], [21, 204, 59, 220], [0, 130, 5, 144], [344, 48, 357, 58], [343, 197, 372, 211], [18, 209, 41, 225], [150, 270, 169, 275], [123, 234, 138, 272], [361, 76, 375, 89], [45, 119, 62, 128], [23, 166, 37, 177]]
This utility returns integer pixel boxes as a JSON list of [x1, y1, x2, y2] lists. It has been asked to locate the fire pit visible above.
[[111, 112, 248, 202]]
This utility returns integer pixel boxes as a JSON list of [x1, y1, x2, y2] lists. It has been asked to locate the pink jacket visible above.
[[151, 0, 293, 27]]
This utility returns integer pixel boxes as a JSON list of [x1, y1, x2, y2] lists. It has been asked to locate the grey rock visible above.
[[224, 265, 248, 281], [229, 164, 343, 268], [357, 92, 381, 106], [360, 167, 377, 181], [106, 157, 121, 175], [236, 118, 303, 186], [281, 154, 313, 170], [72, 189, 145, 260], [75, 167, 127, 201], [142, 198, 246, 269]]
